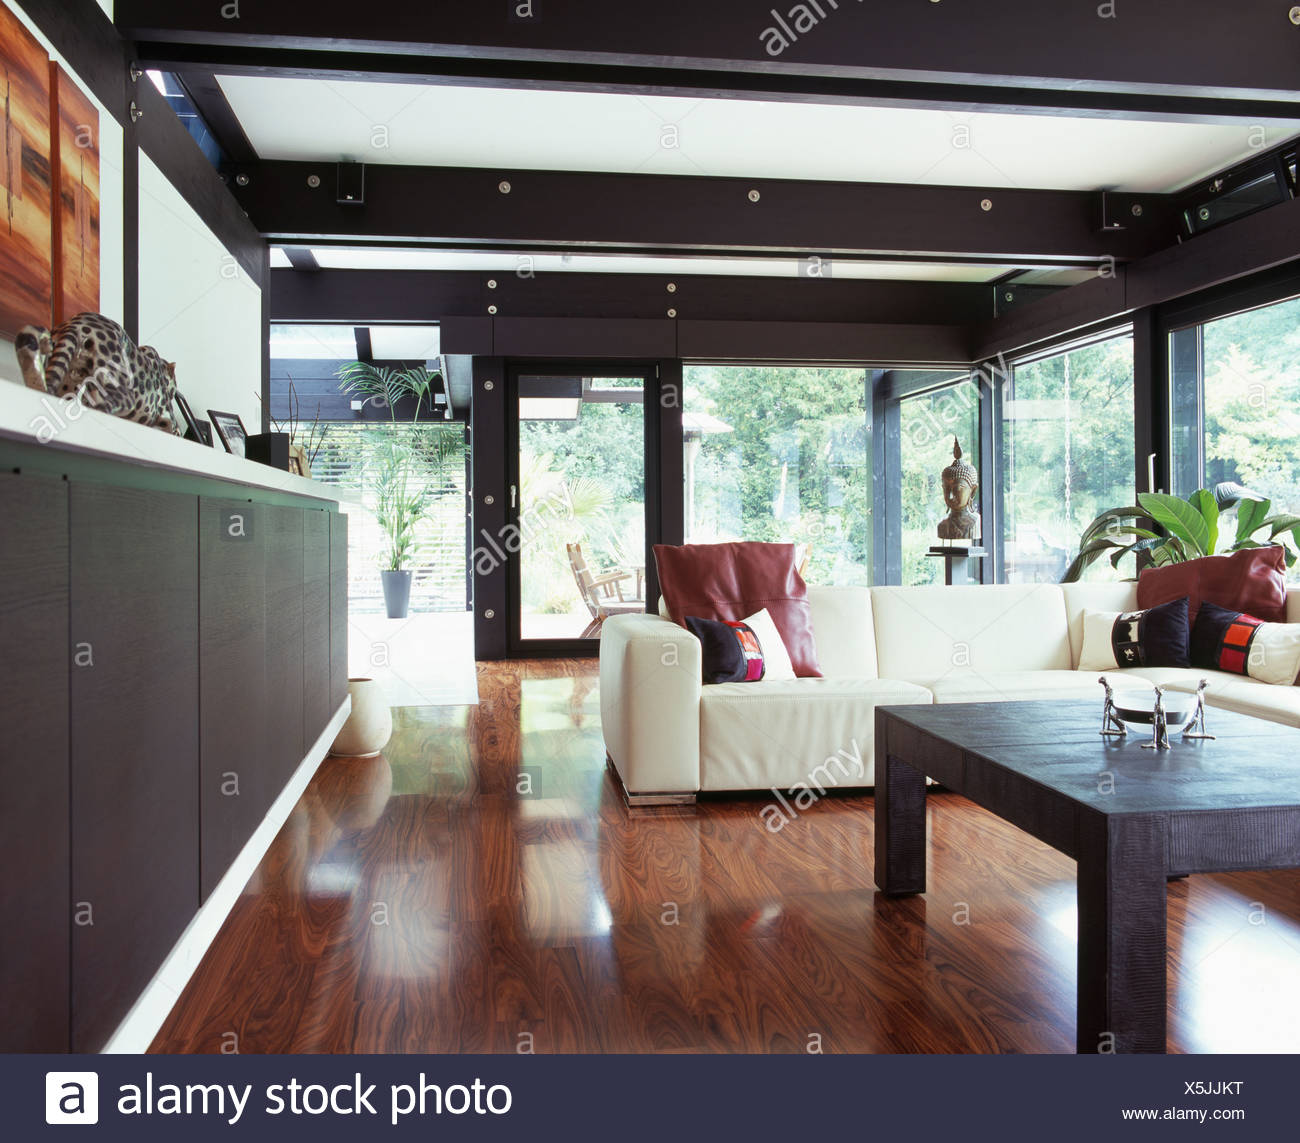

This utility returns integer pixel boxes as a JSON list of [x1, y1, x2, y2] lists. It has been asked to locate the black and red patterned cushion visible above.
[[685, 616, 766, 684], [1190, 601, 1300, 685]]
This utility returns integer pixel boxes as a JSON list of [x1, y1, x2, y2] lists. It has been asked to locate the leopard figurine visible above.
[[15, 313, 180, 434]]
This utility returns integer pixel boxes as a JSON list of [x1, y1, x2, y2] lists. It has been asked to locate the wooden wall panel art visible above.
[[50, 63, 99, 323], [0, 2, 53, 336]]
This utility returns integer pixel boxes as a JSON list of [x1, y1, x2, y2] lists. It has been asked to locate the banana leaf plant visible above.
[[1062, 482, 1300, 583]]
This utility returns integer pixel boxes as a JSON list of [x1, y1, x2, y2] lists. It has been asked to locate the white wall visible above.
[[0, 0, 124, 386], [138, 153, 263, 430]]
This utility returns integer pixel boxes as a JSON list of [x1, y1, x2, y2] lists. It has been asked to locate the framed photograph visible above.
[[174, 392, 210, 444], [288, 443, 310, 478], [208, 409, 249, 457]]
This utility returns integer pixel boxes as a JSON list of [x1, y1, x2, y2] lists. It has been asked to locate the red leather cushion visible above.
[[1136, 546, 1287, 627], [653, 542, 823, 677]]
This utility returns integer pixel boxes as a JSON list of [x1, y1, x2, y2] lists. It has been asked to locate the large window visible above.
[[1001, 333, 1135, 584], [683, 366, 871, 585], [1171, 295, 1300, 574], [269, 323, 467, 614], [312, 424, 469, 614], [899, 378, 980, 585]]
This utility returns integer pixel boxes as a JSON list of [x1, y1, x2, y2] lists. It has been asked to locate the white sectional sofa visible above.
[[598, 581, 1300, 804]]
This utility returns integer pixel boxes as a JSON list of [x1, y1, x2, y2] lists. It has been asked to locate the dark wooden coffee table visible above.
[[874, 700, 1300, 1053]]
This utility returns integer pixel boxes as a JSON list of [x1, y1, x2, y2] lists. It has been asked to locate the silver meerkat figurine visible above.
[[1142, 685, 1172, 750], [1098, 676, 1126, 737], [1183, 678, 1216, 740]]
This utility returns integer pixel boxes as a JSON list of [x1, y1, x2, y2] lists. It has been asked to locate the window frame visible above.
[[992, 325, 1137, 586]]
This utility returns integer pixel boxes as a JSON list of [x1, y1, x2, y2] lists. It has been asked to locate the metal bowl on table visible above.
[[1109, 690, 1195, 734]]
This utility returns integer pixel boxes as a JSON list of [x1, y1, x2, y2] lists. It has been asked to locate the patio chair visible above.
[[567, 543, 645, 638]]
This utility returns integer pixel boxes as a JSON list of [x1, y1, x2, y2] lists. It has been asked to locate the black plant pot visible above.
[[381, 570, 413, 619], [245, 431, 291, 470]]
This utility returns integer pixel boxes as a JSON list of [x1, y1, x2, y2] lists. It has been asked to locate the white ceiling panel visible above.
[[220, 75, 1300, 194], [306, 247, 1011, 282], [269, 324, 358, 359], [369, 325, 441, 361]]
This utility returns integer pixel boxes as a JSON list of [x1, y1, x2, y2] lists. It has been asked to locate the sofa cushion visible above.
[[1061, 581, 1139, 668], [685, 615, 767, 683], [1078, 597, 1191, 671], [1192, 673, 1300, 727], [918, 670, 1108, 704], [1103, 666, 1227, 689], [806, 585, 878, 678], [871, 584, 1072, 681], [1189, 601, 1300, 686], [1091, 666, 1300, 722], [1137, 546, 1287, 625], [654, 542, 823, 677], [698, 677, 931, 791]]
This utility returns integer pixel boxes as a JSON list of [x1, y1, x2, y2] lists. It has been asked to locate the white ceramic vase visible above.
[[331, 678, 393, 758]]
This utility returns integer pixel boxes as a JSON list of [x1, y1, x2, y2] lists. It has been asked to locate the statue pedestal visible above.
[[927, 546, 987, 586]]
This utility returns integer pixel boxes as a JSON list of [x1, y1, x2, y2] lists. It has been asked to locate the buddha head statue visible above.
[[938, 438, 980, 540]]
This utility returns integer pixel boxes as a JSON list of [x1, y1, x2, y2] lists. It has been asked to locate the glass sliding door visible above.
[[509, 367, 652, 651], [682, 365, 871, 585], [1000, 332, 1135, 583]]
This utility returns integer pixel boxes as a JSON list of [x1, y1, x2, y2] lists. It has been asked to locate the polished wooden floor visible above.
[[153, 660, 1300, 1053]]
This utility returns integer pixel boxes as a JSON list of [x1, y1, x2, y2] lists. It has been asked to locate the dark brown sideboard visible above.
[[0, 443, 348, 1052]]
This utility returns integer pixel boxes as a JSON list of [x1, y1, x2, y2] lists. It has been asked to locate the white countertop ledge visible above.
[[1, 384, 356, 505]]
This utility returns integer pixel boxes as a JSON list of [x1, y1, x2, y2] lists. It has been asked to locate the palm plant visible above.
[[337, 361, 449, 615], [337, 362, 441, 421], [1063, 482, 1300, 582], [369, 440, 433, 572]]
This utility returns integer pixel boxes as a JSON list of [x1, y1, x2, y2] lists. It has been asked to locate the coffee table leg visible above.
[[1076, 813, 1168, 1054], [874, 719, 927, 895]]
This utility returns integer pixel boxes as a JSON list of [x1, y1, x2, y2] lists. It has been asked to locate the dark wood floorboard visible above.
[[152, 660, 1300, 1054]]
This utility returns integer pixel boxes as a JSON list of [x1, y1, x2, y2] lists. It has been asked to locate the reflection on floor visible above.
[[153, 660, 1300, 1054], [346, 611, 478, 706]]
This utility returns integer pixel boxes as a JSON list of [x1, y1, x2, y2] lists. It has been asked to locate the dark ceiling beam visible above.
[[115, 0, 1300, 109], [282, 247, 320, 272], [133, 64, 265, 282], [129, 42, 1300, 126], [972, 195, 1300, 359], [172, 68, 259, 164], [236, 162, 1175, 263], [269, 269, 997, 327]]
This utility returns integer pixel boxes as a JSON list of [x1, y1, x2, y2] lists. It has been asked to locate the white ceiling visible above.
[[269, 324, 441, 361], [219, 75, 1300, 194], [369, 325, 440, 360], [303, 247, 1012, 282]]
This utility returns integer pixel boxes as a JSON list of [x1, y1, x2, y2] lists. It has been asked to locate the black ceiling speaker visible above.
[[337, 162, 365, 206]]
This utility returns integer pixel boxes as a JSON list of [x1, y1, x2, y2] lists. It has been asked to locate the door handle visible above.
[[510, 484, 517, 509]]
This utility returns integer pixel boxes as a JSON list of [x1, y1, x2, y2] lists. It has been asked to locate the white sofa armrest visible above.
[[599, 614, 702, 796]]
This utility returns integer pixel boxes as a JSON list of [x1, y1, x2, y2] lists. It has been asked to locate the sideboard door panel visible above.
[[266, 505, 305, 789], [330, 511, 349, 712], [0, 473, 71, 1052], [303, 509, 332, 748], [70, 485, 200, 1053], [198, 500, 270, 900]]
